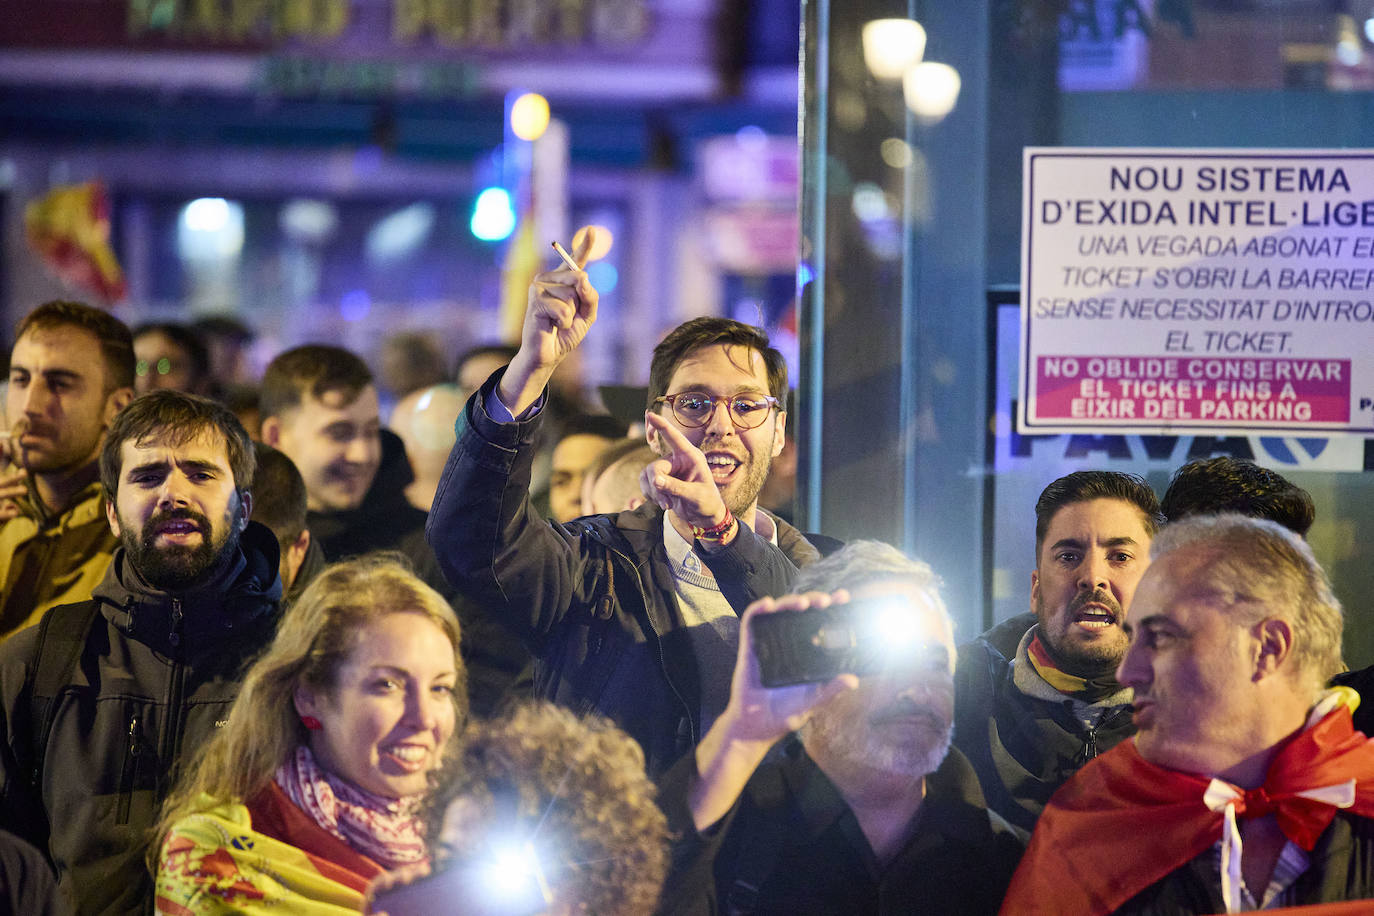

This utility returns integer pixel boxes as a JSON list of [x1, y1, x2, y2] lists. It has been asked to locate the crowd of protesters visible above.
[[1, 232, 1373, 915]]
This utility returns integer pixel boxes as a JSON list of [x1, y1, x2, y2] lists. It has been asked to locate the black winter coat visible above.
[[1115, 812, 1374, 913], [426, 373, 816, 775], [0, 522, 281, 915], [656, 737, 1026, 915]]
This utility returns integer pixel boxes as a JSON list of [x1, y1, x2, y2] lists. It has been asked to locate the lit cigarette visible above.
[[551, 241, 581, 273]]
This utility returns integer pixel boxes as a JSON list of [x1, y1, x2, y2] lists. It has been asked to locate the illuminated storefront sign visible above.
[[0, 0, 710, 99], [3, 0, 650, 48], [121, 0, 649, 47]]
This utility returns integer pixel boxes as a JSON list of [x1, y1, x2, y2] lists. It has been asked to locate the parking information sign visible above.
[[1019, 148, 1374, 435]]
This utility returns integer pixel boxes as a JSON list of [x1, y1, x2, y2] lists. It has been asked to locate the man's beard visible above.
[[710, 441, 773, 519], [123, 507, 238, 591], [805, 692, 953, 780], [1034, 589, 1127, 679]]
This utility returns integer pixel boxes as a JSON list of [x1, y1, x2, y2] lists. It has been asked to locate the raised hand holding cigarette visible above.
[[497, 228, 600, 416]]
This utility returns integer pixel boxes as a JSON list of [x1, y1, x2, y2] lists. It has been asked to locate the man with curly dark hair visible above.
[[370, 701, 669, 916]]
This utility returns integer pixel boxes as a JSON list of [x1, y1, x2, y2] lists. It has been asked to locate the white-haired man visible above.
[[1004, 514, 1374, 915]]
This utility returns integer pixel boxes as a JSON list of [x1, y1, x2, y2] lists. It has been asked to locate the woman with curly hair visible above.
[[153, 554, 466, 914], [368, 700, 669, 916]]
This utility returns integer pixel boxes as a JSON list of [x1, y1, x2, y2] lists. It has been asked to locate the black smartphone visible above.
[[750, 595, 944, 687]]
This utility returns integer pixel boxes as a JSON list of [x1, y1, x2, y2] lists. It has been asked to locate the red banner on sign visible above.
[[1034, 355, 1350, 425]]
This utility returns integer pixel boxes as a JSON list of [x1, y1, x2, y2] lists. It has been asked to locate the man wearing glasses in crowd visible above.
[[427, 231, 820, 775]]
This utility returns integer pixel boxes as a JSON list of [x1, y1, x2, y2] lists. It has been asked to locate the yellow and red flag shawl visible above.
[[155, 785, 387, 915], [1001, 700, 1374, 915]]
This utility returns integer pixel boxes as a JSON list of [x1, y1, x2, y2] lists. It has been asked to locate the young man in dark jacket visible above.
[[0, 301, 135, 639], [427, 230, 817, 775], [0, 390, 281, 914], [248, 442, 325, 602], [259, 344, 410, 556], [259, 344, 450, 598], [953, 471, 1162, 831]]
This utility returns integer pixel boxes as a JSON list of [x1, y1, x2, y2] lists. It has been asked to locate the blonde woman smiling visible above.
[[153, 554, 465, 914]]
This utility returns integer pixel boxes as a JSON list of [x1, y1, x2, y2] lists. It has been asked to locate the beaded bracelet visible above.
[[693, 508, 736, 542]]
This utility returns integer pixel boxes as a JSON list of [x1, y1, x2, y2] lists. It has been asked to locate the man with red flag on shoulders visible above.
[[1002, 513, 1374, 915]]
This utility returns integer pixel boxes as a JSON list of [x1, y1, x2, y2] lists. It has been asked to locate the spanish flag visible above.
[[24, 180, 127, 304], [498, 213, 539, 344]]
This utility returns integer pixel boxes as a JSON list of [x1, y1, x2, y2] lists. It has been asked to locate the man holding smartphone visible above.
[[656, 540, 1024, 915], [427, 229, 819, 777]]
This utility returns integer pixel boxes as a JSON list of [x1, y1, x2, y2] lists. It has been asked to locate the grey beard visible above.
[[805, 709, 953, 781]]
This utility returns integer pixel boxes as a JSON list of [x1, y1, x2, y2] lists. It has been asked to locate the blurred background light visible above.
[[851, 181, 890, 223], [904, 62, 962, 123], [184, 197, 230, 232], [509, 92, 551, 142], [572, 224, 615, 261], [585, 260, 618, 292], [880, 138, 913, 169], [340, 289, 371, 321], [470, 188, 516, 241], [366, 202, 436, 262], [280, 198, 339, 243], [1335, 14, 1364, 66], [862, 18, 926, 81], [735, 124, 768, 151], [177, 198, 244, 259]]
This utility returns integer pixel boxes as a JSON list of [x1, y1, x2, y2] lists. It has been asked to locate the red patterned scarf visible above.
[[275, 745, 428, 870], [1001, 701, 1374, 915]]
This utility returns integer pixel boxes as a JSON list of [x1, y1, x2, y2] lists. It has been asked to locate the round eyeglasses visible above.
[[652, 392, 781, 429]]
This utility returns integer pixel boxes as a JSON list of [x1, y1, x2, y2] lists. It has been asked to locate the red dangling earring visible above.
[[301, 715, 322, 731]]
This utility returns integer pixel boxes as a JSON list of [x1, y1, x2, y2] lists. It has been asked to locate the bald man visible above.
[[389, 383, 468, 512]]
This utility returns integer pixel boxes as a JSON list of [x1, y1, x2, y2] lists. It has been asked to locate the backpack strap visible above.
[[19, 601, 99, 793]]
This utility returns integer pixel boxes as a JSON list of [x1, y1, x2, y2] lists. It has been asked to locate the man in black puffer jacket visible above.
[[0, 391, 281, 915]]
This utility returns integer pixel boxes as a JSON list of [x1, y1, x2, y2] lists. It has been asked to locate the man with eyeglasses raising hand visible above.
[[428, 229, 821, 776], [641, 364, 783, 547]]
